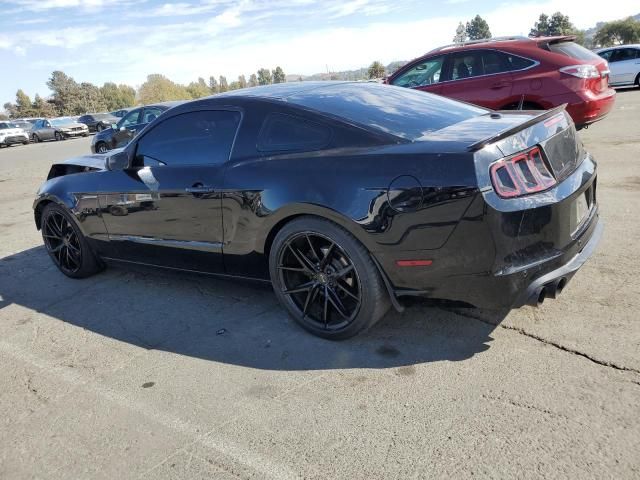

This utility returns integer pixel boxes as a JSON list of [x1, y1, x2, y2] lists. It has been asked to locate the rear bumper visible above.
[[563, 88, 616, 127], [1, 134, 29, 145]]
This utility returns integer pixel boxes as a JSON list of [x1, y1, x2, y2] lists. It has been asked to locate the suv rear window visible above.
[[547, 41, 602, 61]]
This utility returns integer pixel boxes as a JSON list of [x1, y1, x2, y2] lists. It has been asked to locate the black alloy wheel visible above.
[[31, 134, 39, 143], [54, 131, 63, 141], [270, 216, 389, 339], [41, 204, 102, 278]]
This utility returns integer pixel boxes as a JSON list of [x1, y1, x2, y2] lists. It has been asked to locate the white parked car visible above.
[[0, 121, 30, 148], [596, 45, 640, 87]]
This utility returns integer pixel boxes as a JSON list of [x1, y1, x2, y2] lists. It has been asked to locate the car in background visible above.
[[12, 120, 35, 134], [0, 121, 30, 147], [78, 113, 119, 132], [386, 35, 615, 129], [30, 118, 89, 142], [110, 108, 132, 118], [91, 102, 181, 153], [595, 45, 640, 87], [15, 117, 44, 125]]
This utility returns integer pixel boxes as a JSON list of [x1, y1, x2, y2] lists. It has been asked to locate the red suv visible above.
[[386, 36, 615, 129]]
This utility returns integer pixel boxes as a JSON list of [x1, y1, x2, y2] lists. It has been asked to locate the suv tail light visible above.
[[490, 147, 557, 198], [559, 64, 600, 79]]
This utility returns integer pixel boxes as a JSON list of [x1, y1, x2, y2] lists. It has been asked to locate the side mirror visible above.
[[106, 151, 129, 170]]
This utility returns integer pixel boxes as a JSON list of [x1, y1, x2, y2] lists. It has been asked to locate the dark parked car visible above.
[[78, 113, 119, 132], [30, 118, 89, 142], [34, 82, 602, 339], [91, 102, 179, 153], [386, 35, 615, 129], [110, 108, 132, 118]]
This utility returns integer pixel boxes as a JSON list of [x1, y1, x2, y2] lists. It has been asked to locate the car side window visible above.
[[611, 48, 638, 62], [141, 107, 163, 125], [598, 50, 613, 62], [503, 53, 536, 71], [134, 110, 241, 167], [449, 51, 489, 80], [119, 110, 141, 128], [391, 56, 445, 88], [257, 113, 332, 153]]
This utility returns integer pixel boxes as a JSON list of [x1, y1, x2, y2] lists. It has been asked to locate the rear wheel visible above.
[[31, 134, 39, 143], [41, 203, 103, 278], [269, 217, 389, 340], [54, 131, 63, 141]]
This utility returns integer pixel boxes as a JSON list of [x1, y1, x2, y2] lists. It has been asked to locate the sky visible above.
[[0, 0, 638, 107]]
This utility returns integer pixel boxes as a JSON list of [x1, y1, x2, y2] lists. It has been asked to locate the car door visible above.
[[608, 48, 639, 85], [111, 108, 142, 149], [389, 55, 445, 95], [439, 49, 514, 109], [97, 108, 242, 274], [41, 120, 55, 140]]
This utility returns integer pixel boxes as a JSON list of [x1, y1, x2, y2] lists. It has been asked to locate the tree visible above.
[[594, 17, 640, 46], [3, 102, 17, 118], [77, 82, 106, 113], [530, 12, 576, 36], [47, 71, 82, 115], [272, 66, 286, 83], [209, 76, 219, 94], [257, 68, 272, 85], [138, 74, 190, 104], [465, 15, 491, 40], [238, 75, 247, 89], [186, 77, 210, 99], [33, 94, 56, 117], [218, 75, 229, 93], [0, 112, 8, 120], [453, 22, 468, 43], [367, 61, 385, 79], [248, 74, 258, 87], [15, 90, 34, 117]]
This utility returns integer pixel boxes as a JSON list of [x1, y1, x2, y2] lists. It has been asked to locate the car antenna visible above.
[[517, 95, 525, 110]]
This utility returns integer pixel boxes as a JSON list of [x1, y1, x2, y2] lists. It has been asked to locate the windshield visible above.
[[0, 122, 19, 129]]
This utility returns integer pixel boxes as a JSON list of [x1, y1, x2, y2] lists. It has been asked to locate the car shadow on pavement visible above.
[[0, 246, 508, 371]]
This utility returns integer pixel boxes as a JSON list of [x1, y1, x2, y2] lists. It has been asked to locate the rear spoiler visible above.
[[467, 104, 568, 152]]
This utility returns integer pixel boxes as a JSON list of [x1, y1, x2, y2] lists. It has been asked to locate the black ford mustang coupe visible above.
[[34, 82, 602, 339]]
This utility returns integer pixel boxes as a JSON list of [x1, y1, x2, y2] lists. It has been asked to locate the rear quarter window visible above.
[[258, 113, 332, 152], [548, 41, 602, 61]]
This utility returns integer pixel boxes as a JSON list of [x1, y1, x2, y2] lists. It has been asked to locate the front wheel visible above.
[[41, 203, 103, 278], [95, 142, 108, 153], [31, 134, 39, 143], [269, 216, 389, 340]]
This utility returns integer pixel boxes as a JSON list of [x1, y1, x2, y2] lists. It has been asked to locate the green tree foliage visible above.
[[367, 61, 385, 79], [15, 90, 35, 117], [218, 76, 229, 93], [465, 15, 491, 40], [209, 76, 219, 94], [138, 74, 191, 104], [530, 12, 576, 36], [238, 75, 247, 89], [100, 83, 135, 111], [33, 94, 56, 117], [186, 77, 210, 99], [594, 17, 640, 46], [453, 22, 468, 43], [248, 74, 258, 87], [47, 71, 81, 115], [272, 66, 286, 83], [257, 68, 272, 85]]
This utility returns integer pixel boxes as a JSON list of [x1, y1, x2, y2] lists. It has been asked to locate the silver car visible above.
[[31, 118, 89, 143], [596, 45, 640, 87], [0, 121, 30, 147]]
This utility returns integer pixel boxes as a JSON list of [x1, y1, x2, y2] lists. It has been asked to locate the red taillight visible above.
[[489, 147, 556, 199]]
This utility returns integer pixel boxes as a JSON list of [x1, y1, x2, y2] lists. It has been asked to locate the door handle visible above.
[[185, 185, 215, 194], [490, 82, 509, 89]]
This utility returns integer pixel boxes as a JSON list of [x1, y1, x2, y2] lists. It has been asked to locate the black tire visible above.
[[635, 73, 640, 87], [95, 142, 108, 153], [96, 124, 103, 132], [54, 131, 63, 141], [31, 134, 39, 143], [269, 216, 389, 340], [41, 203, 103, 279]]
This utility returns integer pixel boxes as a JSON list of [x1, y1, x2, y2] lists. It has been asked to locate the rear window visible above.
[[258, 113, 331, 152], [547, 41, 602, 61], [287, 83, 486, 141]]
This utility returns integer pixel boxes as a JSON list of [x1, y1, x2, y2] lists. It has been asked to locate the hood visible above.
[[55, 122, 87, 129], [46, 149, 125, 180]]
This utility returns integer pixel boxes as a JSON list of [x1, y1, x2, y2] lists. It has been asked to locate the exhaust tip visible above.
[[537, 288, 547, 306], [556, 278, 567, 295]]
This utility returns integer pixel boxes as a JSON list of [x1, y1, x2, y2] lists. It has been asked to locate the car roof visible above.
[[214, 81, 355, 100], [595, 44, 640, 51], [423, 35, 576, 56]]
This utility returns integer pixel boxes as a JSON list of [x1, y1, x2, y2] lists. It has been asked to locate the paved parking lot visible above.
[[1, 91, 639, 479]]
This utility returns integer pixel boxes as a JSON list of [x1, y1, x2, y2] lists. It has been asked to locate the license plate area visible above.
[[571, 184, 594, 236]]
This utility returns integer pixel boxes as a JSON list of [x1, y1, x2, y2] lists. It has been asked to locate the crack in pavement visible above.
[[442, 307, 640, 375]]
